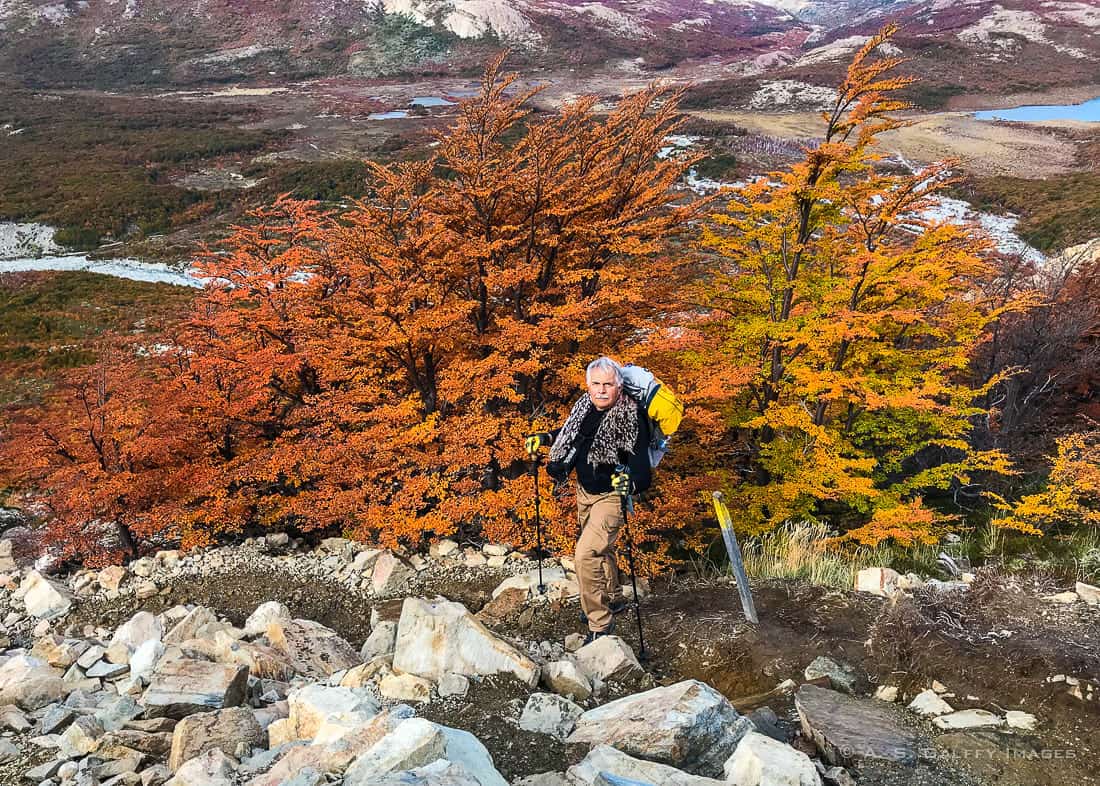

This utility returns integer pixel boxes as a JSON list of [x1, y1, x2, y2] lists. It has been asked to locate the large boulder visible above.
[[344, 717, 508, 786], [566, 745, 725, 785], [286, 684, 381, 742], [243, 601, 292, 637], [143, 659, 249, 719], [212, 631, 294, 681], [392, 597, 539, 686], [165, 748, 237, 786], [723, 731, 822, 786], [267, 618, 360, 679], [854, 568, 900, 597], [245, 707, 414, 785], [169, 707, 264, 771], [164, 607, 231, 646], [543, 660, 592, 702], [795, 684, 919, 766], [567, 680, 752, 778], [368, 761, 487, 786], [361, 620, 398, 661], [111, 611, 165, 653], [20, 570, 74, 619], [372, 551, 417, 595], [379, 673, 433, 703], [574, 636, 643, 683], [0, 654, 66, 710], [518, 693, 584, 741]]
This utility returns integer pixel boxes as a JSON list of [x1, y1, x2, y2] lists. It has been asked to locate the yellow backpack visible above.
[[620, 364, 685, 467]]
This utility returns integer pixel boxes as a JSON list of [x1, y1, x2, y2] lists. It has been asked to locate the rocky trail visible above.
[[0, 534, 1097, 786]]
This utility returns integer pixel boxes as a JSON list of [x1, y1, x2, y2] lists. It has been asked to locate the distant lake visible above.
[[975, 97, 1100, 122]]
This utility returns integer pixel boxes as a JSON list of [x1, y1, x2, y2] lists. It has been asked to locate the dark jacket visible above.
[[546, 398, 652, 495]]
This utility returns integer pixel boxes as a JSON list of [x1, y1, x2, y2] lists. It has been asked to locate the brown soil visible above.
[[59, 567, 1100, 783]]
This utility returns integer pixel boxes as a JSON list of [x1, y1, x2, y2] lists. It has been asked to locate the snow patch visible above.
[[922, 196, 1045, 266], [796, 35, 902, 66], [0, 222, 64, 260], [0, 255, 205, 288], [749, 80, 837, 110]]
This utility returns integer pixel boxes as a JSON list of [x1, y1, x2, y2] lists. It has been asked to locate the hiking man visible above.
[[525, 356, 652, 643]]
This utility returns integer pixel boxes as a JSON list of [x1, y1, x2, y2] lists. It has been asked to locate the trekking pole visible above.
[[531, 455, 546, 595], [616, 465, 647, 660]]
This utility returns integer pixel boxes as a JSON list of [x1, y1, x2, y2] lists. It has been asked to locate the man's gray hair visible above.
[[586, 356, 623, 386]]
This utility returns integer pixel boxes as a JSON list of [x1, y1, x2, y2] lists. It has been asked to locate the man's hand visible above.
[[524, 432, 552, 458], [612, 466, 632, 496]]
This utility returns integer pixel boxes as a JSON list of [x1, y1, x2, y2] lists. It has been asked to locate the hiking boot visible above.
[[578, 598, 630, 625], [583, 628, 613, 645]]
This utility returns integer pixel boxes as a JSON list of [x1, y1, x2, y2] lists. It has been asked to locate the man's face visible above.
[[587, 367, 622, 411]]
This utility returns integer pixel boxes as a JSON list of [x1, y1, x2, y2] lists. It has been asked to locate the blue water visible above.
[[368, 110, 409, 120], [410, 96, 455, 107], [975, 97, 1100, 122]]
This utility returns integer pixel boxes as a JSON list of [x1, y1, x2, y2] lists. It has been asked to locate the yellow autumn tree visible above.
[[997, 430, 1100, 534], [678, 26, 1018, 545]]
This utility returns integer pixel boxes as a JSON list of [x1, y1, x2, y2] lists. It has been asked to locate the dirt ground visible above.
[[60, 565, 1100, 783], [686, 108, 1083, 178]]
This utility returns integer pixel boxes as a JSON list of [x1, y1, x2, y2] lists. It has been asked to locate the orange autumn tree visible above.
[[146, 56, 703, 562], [678, 27, 1017, 546]]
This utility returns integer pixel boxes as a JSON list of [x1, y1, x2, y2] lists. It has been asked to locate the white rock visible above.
[[243, 601, 292, 637], [492, 567, 567, 599], [164, 606, 230, 646], [483, 544, 509, 557], [519, 693, 584, 740], [379, 672, 433, 703], [361, 620, 398, 661], [98, 565, 127, 592], [20, 570, 74, 619], [568, 679, 753, 777], [574, 636, 643, 683], [0, 654, 66, 710], [932, 709, 1004, 730], [723, 731, 822, 786], [130, 639, 166, 682], [544, 660, 592, 702], [1076, 582, 1100, 606], [287, 684, 381, 742], [1005, 710, 1038, 730], [439, 673, 470, 698], [142, 658, 249, 719], [465, 551, 487, 567], [111, 611, 164, 654], [131, 557, 156, 577], [873, 686, 898, 702], [164, 748, 237, 786], [352, 549, 383, 572], [372, 551, 416, 595], [430, 539, 460, 558], [931, 680, 948, 693], [567, 745, 724, 785], [854, 567, 900, 597], [344, 717, 507, 786], [907, 689, 954, 717], [267, 618, 360, 679], [392, 597, 540, 686], [486, 555, 507, 568]]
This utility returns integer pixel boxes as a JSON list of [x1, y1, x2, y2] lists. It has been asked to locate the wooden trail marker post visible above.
[[712, 491, 759, 624]]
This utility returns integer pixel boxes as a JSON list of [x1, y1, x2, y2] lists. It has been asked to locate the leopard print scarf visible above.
[[549, 391, 638, 468]]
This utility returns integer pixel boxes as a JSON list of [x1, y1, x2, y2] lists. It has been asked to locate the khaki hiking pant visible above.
[[575, 486, 623, 633]]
